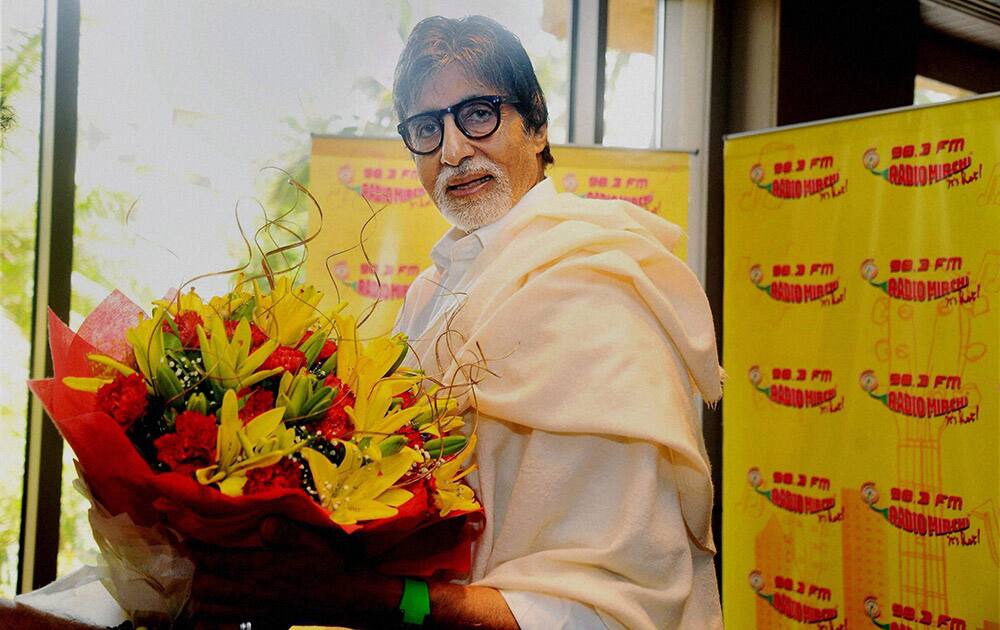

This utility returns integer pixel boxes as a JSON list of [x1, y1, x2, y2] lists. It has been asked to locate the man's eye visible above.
[[463, 106, 494, 122], [413, 120, 440, 138]]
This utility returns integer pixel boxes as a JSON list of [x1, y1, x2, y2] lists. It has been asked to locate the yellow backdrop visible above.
[[306, 137, 690, 335], [723, 95, 999, 628]]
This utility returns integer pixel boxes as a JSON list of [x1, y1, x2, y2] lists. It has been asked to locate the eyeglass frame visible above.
[[396, 95, 520, 155]]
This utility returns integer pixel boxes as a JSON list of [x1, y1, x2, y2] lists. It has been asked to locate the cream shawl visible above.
[[398, 189, 724, 629]]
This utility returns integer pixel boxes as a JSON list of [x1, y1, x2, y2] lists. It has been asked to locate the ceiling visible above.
[[920, 0, 1000, 51]]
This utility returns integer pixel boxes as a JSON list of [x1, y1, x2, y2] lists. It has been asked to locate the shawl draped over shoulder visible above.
[[398, 189, 724, 629]]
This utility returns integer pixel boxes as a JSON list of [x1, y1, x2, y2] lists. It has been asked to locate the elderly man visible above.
[[382, 16, 723, 629]]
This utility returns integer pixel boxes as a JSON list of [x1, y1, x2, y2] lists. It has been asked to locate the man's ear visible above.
[[530, 123, 548, 155]]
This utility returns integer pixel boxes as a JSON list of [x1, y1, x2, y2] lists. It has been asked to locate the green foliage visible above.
[[0, 210, 37, 337], [1, 31, 42, 147], [71, 187, 147, 315]]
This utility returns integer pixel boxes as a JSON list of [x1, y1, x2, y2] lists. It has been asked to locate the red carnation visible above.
[[96, 373, 149, 429], [316, 375, 355, 440], [224, 319, 270, 350], [261, 345, 307, 374], [154, 411, 218, 475], [242, 457, 303, 495], [239, 388, 275, 425], [163, 311, 203, 348]]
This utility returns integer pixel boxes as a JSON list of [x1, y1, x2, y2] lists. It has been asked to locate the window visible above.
[[57, 0, 571, 577], [913, 74, 974, 105], [603, 0, 659, 148], [0, 0, 44, 597]]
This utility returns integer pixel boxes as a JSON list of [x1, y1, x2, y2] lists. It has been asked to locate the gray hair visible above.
[[393, 15, 554, 166]]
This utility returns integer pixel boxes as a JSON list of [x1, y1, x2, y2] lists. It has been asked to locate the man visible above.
[[189, 14, 724, 629], [387, 16, 723, 629]]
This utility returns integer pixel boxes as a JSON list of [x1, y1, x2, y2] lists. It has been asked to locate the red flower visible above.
[[318, 340, 337, 362], [239, 389, 274, 425], [395, 390, 417, 410], [154, 411, 218, 475], [242, 457, 303, 495], [261, 345, 307, 374], [163, 311, 203, 348], [96, 373, 149, 428], [224, 319, 270, 350], [397, 425, 424, 448], [315, 375, 355, 440]]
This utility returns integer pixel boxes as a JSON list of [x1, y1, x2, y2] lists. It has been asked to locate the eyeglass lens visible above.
[[404, 98, 501, 154]]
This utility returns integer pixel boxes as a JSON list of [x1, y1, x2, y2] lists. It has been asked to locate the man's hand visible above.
[[0, 599, 102, 630]]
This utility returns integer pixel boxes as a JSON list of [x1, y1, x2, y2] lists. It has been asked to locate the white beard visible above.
[[433, 157, 513, 232]]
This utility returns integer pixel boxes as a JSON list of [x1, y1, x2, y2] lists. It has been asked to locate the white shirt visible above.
[[397, 177, 556, 343]]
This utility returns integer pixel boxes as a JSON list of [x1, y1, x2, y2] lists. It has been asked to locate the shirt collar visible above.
[[429, 177, 557, 273]]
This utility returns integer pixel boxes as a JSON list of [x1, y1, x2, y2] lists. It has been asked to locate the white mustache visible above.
[[434, 157, 504, 197]]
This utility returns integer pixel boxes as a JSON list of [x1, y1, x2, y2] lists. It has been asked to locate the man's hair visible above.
[[393, 15, 554, 166]]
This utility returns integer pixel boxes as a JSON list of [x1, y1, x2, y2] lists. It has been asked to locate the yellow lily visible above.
[[253, 277, 323, 346], [125, 311, 166, 383], [301, 442, 420, 525], [333, 312, 408, 388], [407, 385, 462, 436], [208, 276, 255, 320], [331, 312, 416, 440], [63, 353, 154, 395], [152, 287, 208, 317], [431, 434, 480, 517], [196, 316, 282, 393], [122, 308, 195, 399], [195, 389, 301, 495], [346, 372, 425, 440]]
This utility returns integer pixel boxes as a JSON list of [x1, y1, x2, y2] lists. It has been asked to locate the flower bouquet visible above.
[[29, 275, 481, 624]]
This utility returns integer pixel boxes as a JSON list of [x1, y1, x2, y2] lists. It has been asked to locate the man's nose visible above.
[[440, 115, 475, 167]]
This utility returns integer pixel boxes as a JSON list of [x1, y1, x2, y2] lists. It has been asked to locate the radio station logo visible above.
[[860, 482, 971, 539], [561, 173, 579, 192], [748, 570, 838, 624], [860, 257, 979, 304], [749, 365, 843, 413], [749, 153, 846, 200], [578, 173, 658, 212], [750, 262, 843, 306], [863, 136, 983, 189], [343, 164, 430, 207], [864, 596, 970, 630], [858, 369, 974, 421], [748, 467, 837, 517]]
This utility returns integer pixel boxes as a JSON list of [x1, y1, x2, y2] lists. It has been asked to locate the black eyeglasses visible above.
[[397, 95, 518, 155]]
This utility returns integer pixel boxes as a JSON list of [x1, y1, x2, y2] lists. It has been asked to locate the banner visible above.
[[306, 136, 690, 334], [722, 95, 999, 629]]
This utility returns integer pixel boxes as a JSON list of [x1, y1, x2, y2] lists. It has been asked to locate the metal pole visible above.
[[19, 0, 80, 593], [569, 0, 608, 144]]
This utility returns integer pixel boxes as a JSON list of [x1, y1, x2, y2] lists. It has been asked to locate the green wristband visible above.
[[399, 577, 431, 625]]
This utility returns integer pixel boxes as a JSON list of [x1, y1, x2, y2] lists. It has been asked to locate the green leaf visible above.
[[378, 435, 407, 457], [230, 298, 256, 322], [424, 435, 467, 458], [320, 351, 337, 375], [155, 364, 184, 402], [186, 392, 208, 414]]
